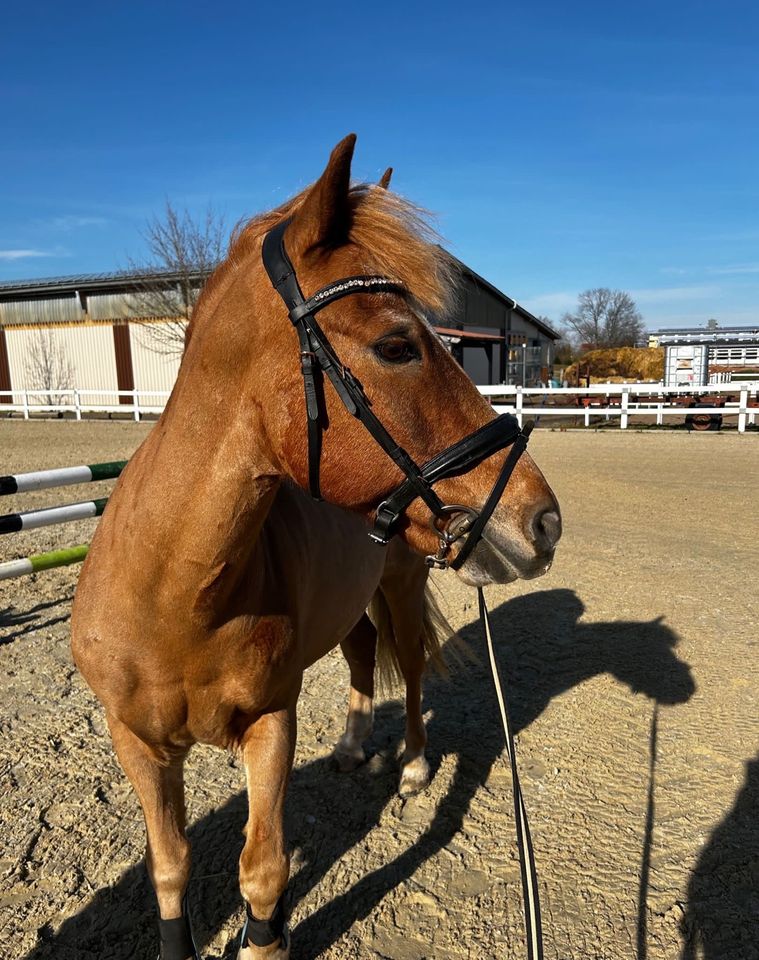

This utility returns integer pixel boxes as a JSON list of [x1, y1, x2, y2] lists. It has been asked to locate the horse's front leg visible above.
[[238, 703, 297, 960], [108, 714, 198, 960], [332, 614, 377, 771]]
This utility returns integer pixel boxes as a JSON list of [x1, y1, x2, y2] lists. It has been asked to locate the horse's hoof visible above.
[[399, 755, 431, 797], [331, 744, 366, 772], [238, 924, 290, 958]]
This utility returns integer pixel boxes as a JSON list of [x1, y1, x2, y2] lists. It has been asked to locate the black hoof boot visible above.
[[158, 909, 200, 960], [239, 891, 289, 956]]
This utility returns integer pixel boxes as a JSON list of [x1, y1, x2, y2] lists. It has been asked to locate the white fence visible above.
[[1, 383, 758, 433], [482, 383, 759, 433], [0, 389, 170, 421]]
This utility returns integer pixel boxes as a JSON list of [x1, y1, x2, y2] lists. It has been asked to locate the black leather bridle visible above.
[[262, 218, 534, 570]]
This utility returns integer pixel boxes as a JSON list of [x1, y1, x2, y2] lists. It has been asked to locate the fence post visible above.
[[22, 390, 29, 420], [133, 390, 140, 422], [738, 387, 748, 434], [74, 389, 82, 421], [515, 386, 523, 427], [621, 387, 630, 430]]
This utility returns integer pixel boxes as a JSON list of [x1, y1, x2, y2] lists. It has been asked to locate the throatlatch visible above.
[[262, 217, 533, 569]]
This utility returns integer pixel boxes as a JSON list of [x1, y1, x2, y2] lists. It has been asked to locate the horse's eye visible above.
[[374, 337, 416, 364]]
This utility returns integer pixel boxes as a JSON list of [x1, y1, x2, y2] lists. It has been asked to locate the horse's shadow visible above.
[[21, 588, 696, 959]]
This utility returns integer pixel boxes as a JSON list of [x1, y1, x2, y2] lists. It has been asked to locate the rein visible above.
[[262, 218, 533, 570], [479, 587, 543, 960]]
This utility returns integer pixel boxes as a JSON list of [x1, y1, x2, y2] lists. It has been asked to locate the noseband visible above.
[[262, 218, 533, 570]]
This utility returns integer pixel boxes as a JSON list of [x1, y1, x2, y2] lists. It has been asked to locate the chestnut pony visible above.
[[71, 135, 561, 959]]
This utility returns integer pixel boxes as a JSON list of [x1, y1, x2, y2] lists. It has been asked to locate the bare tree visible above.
[[128, 202, 227, 355], [24, 328, 75, 405], [561, 288, 644, 349]]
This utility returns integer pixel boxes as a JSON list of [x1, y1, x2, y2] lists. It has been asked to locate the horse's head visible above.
[[208, 135, 560, 585]]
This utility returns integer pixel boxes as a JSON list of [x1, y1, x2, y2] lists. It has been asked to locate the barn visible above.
[[437, 258, 560, 387], [0, 271, 186, 408], [0, 261, 559, 406]]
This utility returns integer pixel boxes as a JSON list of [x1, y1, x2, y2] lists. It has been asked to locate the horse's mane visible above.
[[191, 185, 456, 338]]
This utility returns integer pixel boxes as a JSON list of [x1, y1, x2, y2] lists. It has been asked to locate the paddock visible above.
[[0, 421, 757, 960]]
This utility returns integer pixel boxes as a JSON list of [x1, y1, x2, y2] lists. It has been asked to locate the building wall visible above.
[[4, 323, 118, 402], [710, 345, 759, 366], [129, 323, 183, 395], [1, 318, 180, 404]]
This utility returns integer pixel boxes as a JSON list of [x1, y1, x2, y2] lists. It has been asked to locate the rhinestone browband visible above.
[[311, 277, 399, 301]]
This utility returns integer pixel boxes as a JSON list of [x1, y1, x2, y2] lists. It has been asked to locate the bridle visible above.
[[262, 218, 534, 570]]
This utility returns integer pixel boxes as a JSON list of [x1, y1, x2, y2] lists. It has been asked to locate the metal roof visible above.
[[0, 268, 204, 299], [655, 325, 759, 336], [656, 327, 759, 345]]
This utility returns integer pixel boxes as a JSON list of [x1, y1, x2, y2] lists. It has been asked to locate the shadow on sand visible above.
[[679, 752, 759, 960], [22, 588, 696, 959], [0, 595, 73, 646]]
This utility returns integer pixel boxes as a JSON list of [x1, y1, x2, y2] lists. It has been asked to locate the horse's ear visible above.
[[378, 167, 393, 189], [288, 134, 356, 252]]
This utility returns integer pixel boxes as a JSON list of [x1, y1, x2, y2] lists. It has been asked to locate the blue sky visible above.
[[2, 0, 758, 330]]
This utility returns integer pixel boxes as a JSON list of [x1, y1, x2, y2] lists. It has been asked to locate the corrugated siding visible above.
[[87, 291, 179, 320], [5, 325, 118, 403], [461, 282, 509, 330], [0, 295, 81, 325], [129, 323, 182, 394]]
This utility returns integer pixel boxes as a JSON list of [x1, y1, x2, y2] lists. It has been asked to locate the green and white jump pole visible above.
[[0, 459, 125, 580], [0, 460, 126, 496], [0, 545, 89, 581], [0, 497, 108, 535]]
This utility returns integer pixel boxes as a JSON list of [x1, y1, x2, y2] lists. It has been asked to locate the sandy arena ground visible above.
[[0, 421, 757, 960]]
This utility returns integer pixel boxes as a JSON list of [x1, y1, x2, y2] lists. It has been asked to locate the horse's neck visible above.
[[122, 276, 298, 613], [122, 381, 281, 615]]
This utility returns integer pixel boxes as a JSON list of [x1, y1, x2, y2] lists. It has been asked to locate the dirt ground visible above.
[[1, 421, 757, 960]]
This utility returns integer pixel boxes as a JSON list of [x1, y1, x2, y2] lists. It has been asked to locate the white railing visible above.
[[1, 383, 758, 432], [479, 382, 759, 433], [0, 389, 170, 421]]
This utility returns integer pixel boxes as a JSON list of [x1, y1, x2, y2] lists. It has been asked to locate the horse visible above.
[[71, 134, 561, 960]]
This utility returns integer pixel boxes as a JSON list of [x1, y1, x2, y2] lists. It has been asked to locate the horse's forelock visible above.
[[220, 184, 456, 316]]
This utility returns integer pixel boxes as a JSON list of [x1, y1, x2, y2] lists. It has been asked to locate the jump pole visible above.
[[0, 544, 89, 581], [0, 461, 126, 496], [0, 497, 108, 535]]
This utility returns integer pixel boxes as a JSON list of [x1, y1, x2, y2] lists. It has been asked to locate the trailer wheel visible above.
[[686, 412, 722, 431]]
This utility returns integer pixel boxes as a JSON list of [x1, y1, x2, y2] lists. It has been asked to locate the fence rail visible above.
[[2, 383, 758, 432], [481, 383, 759, 433], [0, 389, 170, 421]]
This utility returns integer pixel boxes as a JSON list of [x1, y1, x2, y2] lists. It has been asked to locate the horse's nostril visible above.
[[533, 509, 562, 551]]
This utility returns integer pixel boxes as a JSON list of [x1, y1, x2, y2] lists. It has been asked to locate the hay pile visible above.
[[563, 347, 664, 384]]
